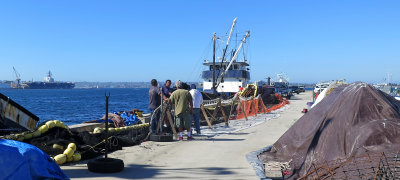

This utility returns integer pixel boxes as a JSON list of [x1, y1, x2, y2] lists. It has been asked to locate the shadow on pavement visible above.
[[63, 163, 241, 179]]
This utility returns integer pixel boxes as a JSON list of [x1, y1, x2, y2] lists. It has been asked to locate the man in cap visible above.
[[169, 80, 194, 140]]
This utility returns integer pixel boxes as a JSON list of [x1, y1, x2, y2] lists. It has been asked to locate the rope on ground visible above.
[[81, 136, 118, 155]]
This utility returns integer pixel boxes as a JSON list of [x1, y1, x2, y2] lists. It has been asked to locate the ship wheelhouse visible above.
[[199, 18, 250, 95], [202, 60, 250, 94]]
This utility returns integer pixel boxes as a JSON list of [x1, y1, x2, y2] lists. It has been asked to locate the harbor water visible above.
[[0, 88, 149, 125]]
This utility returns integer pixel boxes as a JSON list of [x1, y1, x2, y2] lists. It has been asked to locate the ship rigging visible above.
[[201, 18, 251, 95]]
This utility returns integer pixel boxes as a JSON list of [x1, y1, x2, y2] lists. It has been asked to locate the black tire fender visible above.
[[87, 158, 124, 173]]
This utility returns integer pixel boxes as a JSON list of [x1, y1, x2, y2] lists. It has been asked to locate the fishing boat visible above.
[[313, 81, 332, 94], [201, 18, 250, 96], [0, 92, 39, 135]]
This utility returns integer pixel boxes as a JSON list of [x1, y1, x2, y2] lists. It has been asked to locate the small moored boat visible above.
[[0, 93, 39, 135]]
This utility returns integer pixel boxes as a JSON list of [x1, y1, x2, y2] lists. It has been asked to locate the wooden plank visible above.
[[238, 99, 248, 121], [210, 100, 219, 124], [219, 99, 228, 127], [260, 97, 266, 114], [260, 97, 267, 114], [228, 96, 237, 120], [200, 104, 213, 129], [166, 108, 178, 139], [252, 98, 257, 117]]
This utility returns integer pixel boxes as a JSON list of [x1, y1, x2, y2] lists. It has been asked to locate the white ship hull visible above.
[[203, 79, 248, 93]]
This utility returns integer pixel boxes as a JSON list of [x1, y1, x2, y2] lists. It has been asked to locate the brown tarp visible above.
[[259, 82, 400, 178]]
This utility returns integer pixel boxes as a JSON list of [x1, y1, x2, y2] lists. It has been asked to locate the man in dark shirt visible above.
[[160, 80, 174, 127], [162, 80, 173, 99], [149, 79, 161, 133]]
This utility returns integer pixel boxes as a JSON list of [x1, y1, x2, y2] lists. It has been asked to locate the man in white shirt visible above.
[[189, 84, 203, 135]]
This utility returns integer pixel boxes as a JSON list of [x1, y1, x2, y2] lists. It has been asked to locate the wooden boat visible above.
[[0, 93, 39, 135]]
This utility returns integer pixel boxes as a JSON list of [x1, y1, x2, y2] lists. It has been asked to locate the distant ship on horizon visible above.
[[11, 70, 75, 89]]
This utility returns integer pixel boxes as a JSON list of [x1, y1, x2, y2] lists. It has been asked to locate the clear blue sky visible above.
[[1, 1, 399, 84]]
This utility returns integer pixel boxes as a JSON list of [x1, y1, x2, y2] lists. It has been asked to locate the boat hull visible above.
[[0, 93, 39, 134], [22, 82, 75, 89]]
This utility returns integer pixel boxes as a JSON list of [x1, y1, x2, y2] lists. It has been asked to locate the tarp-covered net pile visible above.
[[258, 82, 400, 179], [1, 119, 149, 165]]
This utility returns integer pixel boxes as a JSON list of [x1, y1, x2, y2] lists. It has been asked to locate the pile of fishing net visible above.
[[258, 85, 281, 107], [1, 120, 149, 165], [258, 82, 400, 179], [240, 84, 257, 98]]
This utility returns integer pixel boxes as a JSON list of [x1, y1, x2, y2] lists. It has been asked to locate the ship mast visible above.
[[213, 18, 237, 94], [221, 18, 237, 64], [218, 18, 237, 84], [212, 33, 217, 94], [215, 31, 250, 89]]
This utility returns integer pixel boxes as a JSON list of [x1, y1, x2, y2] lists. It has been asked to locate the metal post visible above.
[[105, 93, 110, 159], [212, 33, 217, 95], [160, 87, 163, 133]]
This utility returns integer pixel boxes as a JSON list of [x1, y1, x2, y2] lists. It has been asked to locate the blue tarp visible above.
[[0, 139, 68, 180], [118, 112, 139, 126]]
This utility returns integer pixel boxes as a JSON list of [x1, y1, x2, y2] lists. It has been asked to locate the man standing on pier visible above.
[[189, 84, 203, 135], [149, 79, 161, 133], [169, 80, 194, 140], [162, 80, 173, 99], [161, 80, 173, 127]]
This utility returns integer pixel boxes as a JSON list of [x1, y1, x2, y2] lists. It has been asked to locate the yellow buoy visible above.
[[45, 121, 56, 129], [32, 130, 41, 138], [108, 128, 116, 133], [38, 124, 49, 134], [93, 127, 103, 134], [72, 152, 81, 162], [54, 120, 62, 127], [54, 154, 67, 165], [17, 136, 24, 141], [67, 156, 74, 162], [63, 147, 74, 158], [53, 144, 64, 151], [61, 123, 67, 129], [67, 143, 77, 152], [24, 133, 33, 140]]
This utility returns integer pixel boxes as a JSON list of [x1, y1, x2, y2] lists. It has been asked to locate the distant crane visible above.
[[13, 66, 21, 88]]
